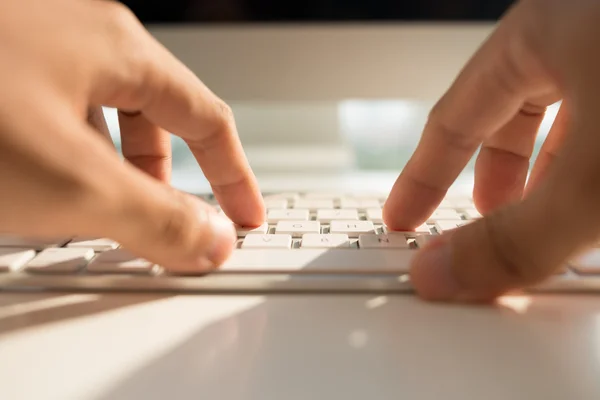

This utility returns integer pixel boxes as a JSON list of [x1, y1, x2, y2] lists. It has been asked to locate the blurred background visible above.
[[104, 0, 558, 192]]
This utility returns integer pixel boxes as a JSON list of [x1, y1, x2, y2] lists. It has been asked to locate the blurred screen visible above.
[[121, 0, 515, 23], [111, 0, 536, 191]]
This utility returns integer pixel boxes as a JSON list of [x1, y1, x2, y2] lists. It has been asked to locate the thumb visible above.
[[410, 173, 600, 302], [101, 166, 237, 273]]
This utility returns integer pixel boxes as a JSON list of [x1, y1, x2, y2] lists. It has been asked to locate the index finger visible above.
[[383, 8, 541, 230], [91, 2, 264, 227]]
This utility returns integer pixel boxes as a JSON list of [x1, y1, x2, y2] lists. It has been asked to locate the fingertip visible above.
[[205, 213, 237, 266]]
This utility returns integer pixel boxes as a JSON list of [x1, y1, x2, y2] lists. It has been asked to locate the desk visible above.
[[1, 292, 600, 400]]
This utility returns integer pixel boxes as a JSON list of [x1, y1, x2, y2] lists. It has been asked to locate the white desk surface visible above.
[[1, 293, 600, 400], [2, 173, 599, 400]]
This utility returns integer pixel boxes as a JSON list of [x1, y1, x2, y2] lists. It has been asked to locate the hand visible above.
[[383, 0, 600, 301], [0, 0, 265, 272]]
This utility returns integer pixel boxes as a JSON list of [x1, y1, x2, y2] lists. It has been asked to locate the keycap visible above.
[[293, 199, 334, 209], [303, 192, 339, 199], [301, 234, 350, 248], [330, 221, 375, 238], [275, 221, 320, 237], [428, 209, 463, 221], [358, 234, 410, 249], [241, 234, 292, 249], [462, 208, 482, 220], [67, 238, 119, 252], [264, 199, 288, 209], [570, 249, 600, 275], [434, 220, 464, 233], [87, 249, 155, 274], [235, 222, 269, 237], [0, 248, 36, 272], [339, 198, 381, 209], [267, 209, 309, 223], [219, 249, 415, 273], [25, 248, 94, 273], [264, 192, 299, 201], [366, 209, 383, 224], [0, 236, 70, 251], [316, 209, 359, 223], [384, 224, 431, 235], [415, 235, 436, 249]]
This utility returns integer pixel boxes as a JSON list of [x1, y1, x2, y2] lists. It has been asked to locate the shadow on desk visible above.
[[89, 295, 600, 400], [0, 292, 172, 336]]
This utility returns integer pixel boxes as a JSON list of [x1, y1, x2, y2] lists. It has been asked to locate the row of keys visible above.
[[239, 221, 378, 238], [262, 192, 475, 206], [263, 198, 383, 210], [237, 220, 451, 237], [3, 238, 600, 276], [0, 236, 119, 251], [0, 248, 153, 274], [241, 233, 412, 249], [264, 208, 480, 224]]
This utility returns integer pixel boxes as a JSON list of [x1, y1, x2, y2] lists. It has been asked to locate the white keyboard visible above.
[[0, 192, 599, 294]]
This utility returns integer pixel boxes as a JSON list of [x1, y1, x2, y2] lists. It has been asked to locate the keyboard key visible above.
[[67, 238, 119, 252], [235, 222, 269, 237], [301, 234, 350, 248], [275, 221, 320, 237], [570, 249, 600, 275], [293, 199, 334, 210], [267, 209, 309, 223], [359, 234, 410, 249], [428, 209, 463, 221], [220, 249, 415, 273], [434, 220, 464, 233], [0, 248, 36, 272], [462, 208, 482, 220], [0, 236, 70, 251], [366, 209, 383, 224], [330, 221, 375, 238], [303, 192, 339, 199], [87, 249, 155, 274], [264, 192, 299, 201], [242, 234, 292, 249], [339, 198, 381, 209], [415, 235, 436, 249], [25, 248, 94, 273], [263, 199, 288, 209], [316, 209, 359, 223]]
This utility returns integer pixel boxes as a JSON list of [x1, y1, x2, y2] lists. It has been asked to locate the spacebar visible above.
[[217, 249, 414, 274]]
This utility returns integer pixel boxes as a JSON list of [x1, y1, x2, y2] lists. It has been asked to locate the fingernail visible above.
[[411, 237, 462, 301], [205, 214, 236, 265]]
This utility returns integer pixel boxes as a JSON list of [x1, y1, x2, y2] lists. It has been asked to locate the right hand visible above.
[[0, 0, 265, 272], [383, 0, 600, 301]]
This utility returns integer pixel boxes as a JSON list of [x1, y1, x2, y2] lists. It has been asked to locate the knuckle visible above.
[[426, 107, 479, 153], [97, 1, 155, 108], [213, 100, 236, 132], [100, 1, 141, 32], [493, 46, 531, 96], [191, 99, 236, 151]]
